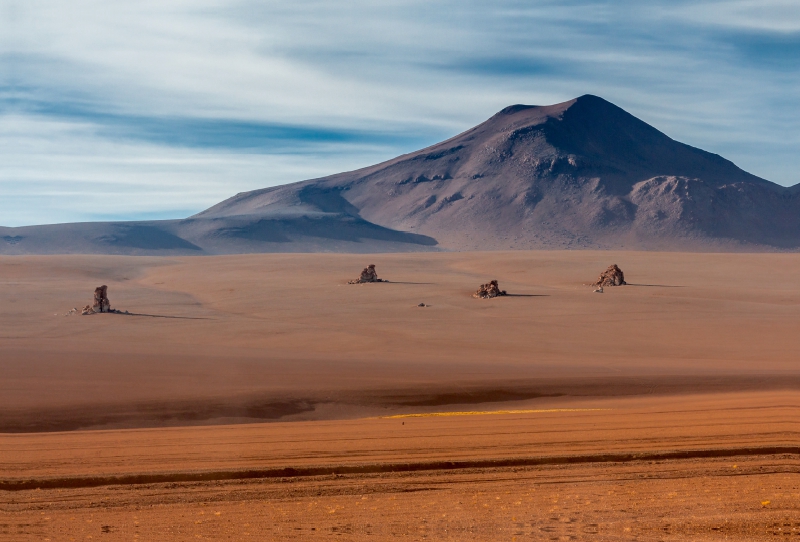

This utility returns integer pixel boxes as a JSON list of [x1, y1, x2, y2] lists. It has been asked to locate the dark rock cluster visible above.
[[473, 280, 507, 299], [594, 265, 626, 287]]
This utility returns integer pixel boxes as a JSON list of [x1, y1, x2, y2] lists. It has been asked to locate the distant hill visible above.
[[3, 95, 799, 254], [0, 216, 436, 256]]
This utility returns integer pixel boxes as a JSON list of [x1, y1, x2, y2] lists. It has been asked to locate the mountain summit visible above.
[[3, 95, 799, 254]]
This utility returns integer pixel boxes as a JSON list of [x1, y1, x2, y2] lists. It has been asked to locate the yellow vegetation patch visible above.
[[382, 408, 610, 419]]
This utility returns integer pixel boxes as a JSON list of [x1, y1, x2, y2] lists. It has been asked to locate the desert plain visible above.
[[1, 250, 799, 540]]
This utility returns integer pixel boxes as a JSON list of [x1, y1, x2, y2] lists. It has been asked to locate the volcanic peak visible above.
[[3, 95, 798, 254]]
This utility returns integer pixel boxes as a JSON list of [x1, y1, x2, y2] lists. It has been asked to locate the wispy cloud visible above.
[[16, 97, 435, 150], [2, 0, 799, 226]]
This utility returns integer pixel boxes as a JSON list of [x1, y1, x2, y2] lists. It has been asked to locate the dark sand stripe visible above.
[[2, 446, 798, 491]]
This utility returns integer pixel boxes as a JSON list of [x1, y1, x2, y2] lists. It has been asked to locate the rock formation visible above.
[[594, 265, 626, 287], [82, 285, 111, 315], [473, 280, 507, 299], [348, 264, 385, 284]]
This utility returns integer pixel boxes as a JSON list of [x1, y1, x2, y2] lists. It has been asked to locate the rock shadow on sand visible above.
[[625, 283, 685, 288], [113, 311, 212, 320]]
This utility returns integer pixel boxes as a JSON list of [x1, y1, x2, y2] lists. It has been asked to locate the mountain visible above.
[[3, 95, 799, 254], [0, 216, 437, 256]]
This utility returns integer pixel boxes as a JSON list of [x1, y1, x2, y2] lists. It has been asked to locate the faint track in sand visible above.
[[2, 446, 798, 492]]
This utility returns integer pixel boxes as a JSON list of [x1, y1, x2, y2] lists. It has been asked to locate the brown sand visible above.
[[2, 393, 799, 540], [1, 251, 799, 539]]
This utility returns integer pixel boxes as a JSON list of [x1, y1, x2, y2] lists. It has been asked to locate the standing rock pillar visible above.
[[83, 285, 111, 314]]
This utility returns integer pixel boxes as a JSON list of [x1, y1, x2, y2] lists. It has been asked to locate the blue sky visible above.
[[2, 0, 799, 226]]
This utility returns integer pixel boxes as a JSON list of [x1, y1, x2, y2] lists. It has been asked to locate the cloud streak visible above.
[[1, 0, 799, 226]]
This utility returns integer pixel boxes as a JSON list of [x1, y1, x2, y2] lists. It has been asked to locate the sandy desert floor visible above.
[[1, 251, 799, 540]]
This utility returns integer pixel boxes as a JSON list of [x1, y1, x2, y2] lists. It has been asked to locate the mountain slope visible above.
[[3, 95, 798, 254], [0, 215, 437, 255], [200, 95, 798, 251]]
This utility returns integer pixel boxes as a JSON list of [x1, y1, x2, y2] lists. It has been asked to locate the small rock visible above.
[[83, 285, 112, 315], [594, 264, 626, 287], [94, 285, 111, 312], [348, 264, 386, 284], [418, 303, 426, 307], [473, 280, 507, 299]]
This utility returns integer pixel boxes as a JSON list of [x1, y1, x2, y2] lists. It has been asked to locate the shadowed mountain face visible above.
[[3, 95, 799, 254]]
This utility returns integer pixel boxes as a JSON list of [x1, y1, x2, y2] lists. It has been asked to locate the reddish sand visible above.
[[1, 251, 799, 539], [2, 392, 799, 540]]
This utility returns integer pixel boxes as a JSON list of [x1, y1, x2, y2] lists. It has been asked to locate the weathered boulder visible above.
[[473, 280, 507, 299], [82, 285, 111, 315], [348, 264, 385, 284], [594, 264, 626, 287]]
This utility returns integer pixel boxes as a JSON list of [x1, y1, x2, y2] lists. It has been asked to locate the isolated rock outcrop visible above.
[[473, 280, 507, 299], [82, 285, 111, 315], [594, 265, 626, 287], [348, 264, 385, 284]]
